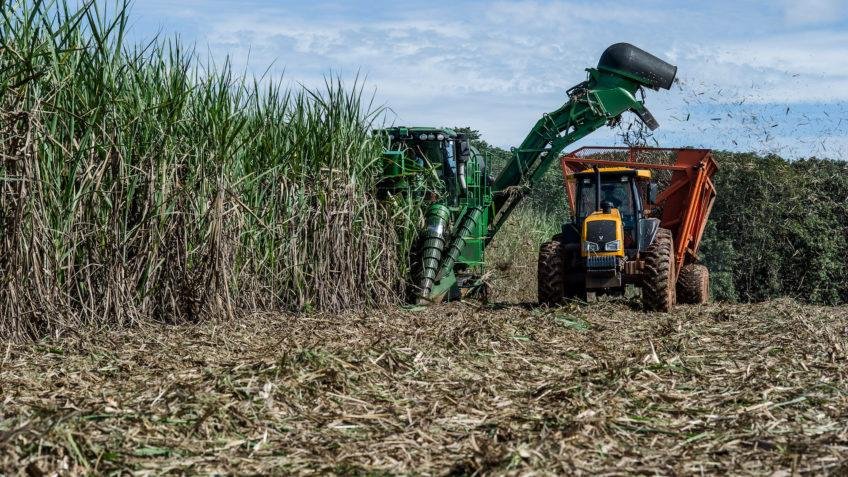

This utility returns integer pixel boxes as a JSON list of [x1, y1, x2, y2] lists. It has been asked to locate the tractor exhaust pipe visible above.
[[594, 166, 602, 212]]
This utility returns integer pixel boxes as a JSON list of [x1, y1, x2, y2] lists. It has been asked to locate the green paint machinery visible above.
[[379, 43, 677, 303]]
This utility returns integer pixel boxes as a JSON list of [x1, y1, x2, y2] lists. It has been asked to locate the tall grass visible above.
[[485, 206, 560, 303], [0, 1, 416, 339]]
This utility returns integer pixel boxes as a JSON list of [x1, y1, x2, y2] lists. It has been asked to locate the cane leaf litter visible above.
[[2, 301, 847, 475]]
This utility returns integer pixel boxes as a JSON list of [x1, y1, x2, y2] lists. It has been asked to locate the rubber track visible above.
[[537, 240, 565, 305], [642, 228, 676, 312], [677, 263, 710, 305]]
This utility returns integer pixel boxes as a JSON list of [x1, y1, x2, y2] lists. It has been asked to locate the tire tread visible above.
[[677, 263, 710, 304], [642, 228, 676, 312], [538, 241, 566, 305]]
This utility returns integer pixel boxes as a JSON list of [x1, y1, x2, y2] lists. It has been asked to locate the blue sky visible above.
[[127, 0, 848, 158]]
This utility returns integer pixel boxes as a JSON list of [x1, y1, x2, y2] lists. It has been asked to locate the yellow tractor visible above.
[[538, 147, 717, 311]]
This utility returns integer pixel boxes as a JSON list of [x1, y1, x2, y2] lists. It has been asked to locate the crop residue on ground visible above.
[[1, 301, 847, 475]]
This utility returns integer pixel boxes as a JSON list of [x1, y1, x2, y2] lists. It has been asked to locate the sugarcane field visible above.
[[1, 1, 847, 475]]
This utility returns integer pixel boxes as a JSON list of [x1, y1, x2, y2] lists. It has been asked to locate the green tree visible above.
[[700, 152, 848, 304], [453, 126, 569, 217]]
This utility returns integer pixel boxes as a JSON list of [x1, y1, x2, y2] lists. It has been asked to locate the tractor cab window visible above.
[[395, 133, 460, 202], [395, 139, 428, 168], [397, 136, 453, 172], [577, 177, 637, 229], [441, 140, 456, 179], [440, 139, 458, 201]]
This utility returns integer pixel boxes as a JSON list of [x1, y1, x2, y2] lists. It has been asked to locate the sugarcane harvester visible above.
[[380, 43, 679, 303]]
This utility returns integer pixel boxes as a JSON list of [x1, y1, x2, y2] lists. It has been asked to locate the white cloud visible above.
[[711, 31, 848, 79], [782, 0, 848, 26], [130, 0, 848, 157]]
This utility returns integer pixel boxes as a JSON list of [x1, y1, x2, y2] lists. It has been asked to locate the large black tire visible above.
[[538, 240, 566, 305], [677, 264, 709, 305], [642, 228, 676, 312]]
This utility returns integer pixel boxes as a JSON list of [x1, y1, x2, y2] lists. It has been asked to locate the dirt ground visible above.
[[1, 300, 847, 475]]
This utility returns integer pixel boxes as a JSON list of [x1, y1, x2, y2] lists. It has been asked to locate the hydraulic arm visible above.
[[488, 43, 677, 241]]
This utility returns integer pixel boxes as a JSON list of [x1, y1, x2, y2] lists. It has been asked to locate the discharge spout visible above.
[[597, 43, 677, 90]]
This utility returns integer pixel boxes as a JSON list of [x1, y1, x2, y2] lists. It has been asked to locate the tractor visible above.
[[379, 43, 682, 304], [538, 147, 717, 311]]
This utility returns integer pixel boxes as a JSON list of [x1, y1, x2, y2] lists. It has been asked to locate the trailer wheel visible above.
[[538, 240, 566, 305], [677, 264, 709, 305], [642, 228, 676, 312]]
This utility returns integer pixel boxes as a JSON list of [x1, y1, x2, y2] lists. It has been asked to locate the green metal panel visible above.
[[456, 146, 489, 268]]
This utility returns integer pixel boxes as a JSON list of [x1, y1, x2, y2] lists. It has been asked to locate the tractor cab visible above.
[[571, 167, 656, 259], [379, 127, 479, 205]]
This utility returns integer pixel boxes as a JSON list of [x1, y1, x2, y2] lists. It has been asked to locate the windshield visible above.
[[395, 137, 452, 171], [576, 176, 636, 228], [393, 136, 459, 201], [442, 140, 456, 178]]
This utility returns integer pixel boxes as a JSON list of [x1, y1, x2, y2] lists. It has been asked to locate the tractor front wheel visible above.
[[642, 228, 676, 312], [538, 240, 566, 305], [677, 264, 709, 304]]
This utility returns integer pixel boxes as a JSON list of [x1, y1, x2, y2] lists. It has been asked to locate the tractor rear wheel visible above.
[[642, 228, 676, 312], [538, 240, 566, 305], [677, 264, 709, 305]]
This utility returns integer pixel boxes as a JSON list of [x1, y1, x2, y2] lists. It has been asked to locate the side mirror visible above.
[[648, 182, 659, 205]]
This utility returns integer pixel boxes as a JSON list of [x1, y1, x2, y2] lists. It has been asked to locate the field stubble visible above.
[[1, 300, 846, 475]]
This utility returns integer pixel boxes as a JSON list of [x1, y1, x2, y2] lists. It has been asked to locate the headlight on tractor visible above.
[[583, 241, 599, 253], [605, 240, 621, 252]]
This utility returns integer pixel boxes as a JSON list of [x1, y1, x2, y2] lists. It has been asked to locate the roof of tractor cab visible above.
[[379, 126, 458, 139], [571, 167, 652, 180]]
